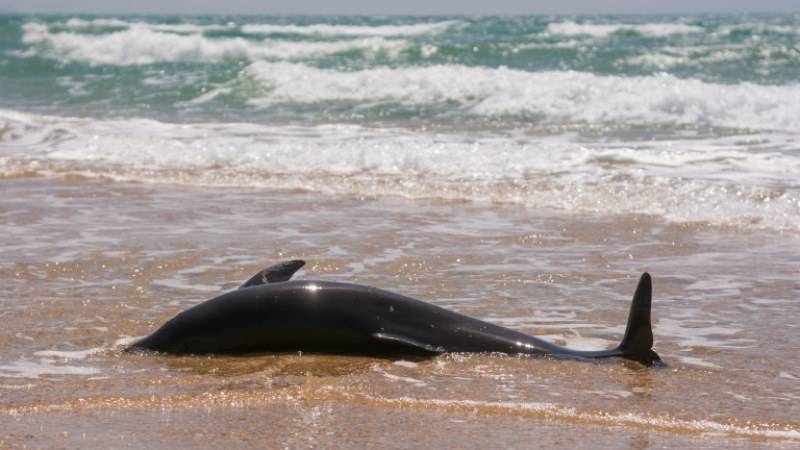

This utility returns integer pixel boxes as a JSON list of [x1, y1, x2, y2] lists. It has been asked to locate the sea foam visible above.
[[241, 20, 461, 37], [239, 62, 800, 131], [547, 21, 705, 37], [20, 22, 408, 65], [2, 109, 798, 234]]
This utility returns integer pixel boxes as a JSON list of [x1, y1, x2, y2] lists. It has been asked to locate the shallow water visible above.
[[1, 177, 798, 448]]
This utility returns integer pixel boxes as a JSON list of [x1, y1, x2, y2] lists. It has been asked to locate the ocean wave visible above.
[[20, 22, 407, 65], [546, 21, 704, 38], [51, 17, 458, 37], [714, 22, 800, 37], [625, 45, 744, 69], [58, 17, 236, 33], [241, 20, 461, 37], [625, 42, 800, 73], [2, 110, 798, 234], [236, 62, 800, 131]]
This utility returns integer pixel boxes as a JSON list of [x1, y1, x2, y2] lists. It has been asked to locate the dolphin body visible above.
[[126, 260, 661, 366]]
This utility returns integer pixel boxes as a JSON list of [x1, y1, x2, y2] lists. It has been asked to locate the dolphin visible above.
[[126, 260, 661, 366]]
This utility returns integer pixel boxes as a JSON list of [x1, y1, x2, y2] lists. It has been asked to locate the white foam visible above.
[[51, 17, 457, 37], [547, 21, 704, 38], [2, 109, 798, 234], [537, 333, 615, 351], [625, 43, 780, 71], [60, 17, 236, 33], [372, 366, 426, 386], [33, 349, 98, 360], [393, 360, 419, 368], [114, 336, 141, 349], [350, 394, 800, 441], [670, 355, 723, 369], [0, 357, 100, 378], [241, 20, 460, 37], [61, 17, 131, 29], [656, 317, 757, 350], [239, 62, 800, 131], [21, 22, 407, 65]]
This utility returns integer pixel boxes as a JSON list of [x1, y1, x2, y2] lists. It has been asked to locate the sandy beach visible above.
[[1, 177, 798, 448]]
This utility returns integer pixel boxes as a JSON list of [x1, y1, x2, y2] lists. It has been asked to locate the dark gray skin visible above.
[[126, 260, 661, 366]]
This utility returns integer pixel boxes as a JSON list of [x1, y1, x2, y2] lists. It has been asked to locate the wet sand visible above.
[[1, 177, 799, 449]]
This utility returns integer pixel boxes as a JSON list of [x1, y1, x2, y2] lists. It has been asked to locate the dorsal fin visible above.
[[238, 260, 305, 289]]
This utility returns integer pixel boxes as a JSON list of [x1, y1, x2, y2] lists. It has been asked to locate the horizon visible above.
[[1, 0, 798, 16], [1, 11, 799, 18]]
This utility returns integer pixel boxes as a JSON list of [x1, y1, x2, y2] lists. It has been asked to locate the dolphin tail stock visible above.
[[615, 272, 661, 366]]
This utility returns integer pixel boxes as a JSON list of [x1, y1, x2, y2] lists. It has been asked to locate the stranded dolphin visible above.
[[126, 260, 661, 366]]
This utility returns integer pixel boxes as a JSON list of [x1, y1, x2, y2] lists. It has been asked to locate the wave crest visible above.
[[547, 21, 704, 37], [2, 110, 798, 234], [20, 22, 408, 65], [235, 62, 800, 131]]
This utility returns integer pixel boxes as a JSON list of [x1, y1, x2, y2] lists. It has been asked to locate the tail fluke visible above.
[[616, 273, 661, 366]]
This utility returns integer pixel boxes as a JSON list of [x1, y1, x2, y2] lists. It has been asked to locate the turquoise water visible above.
[[1, 14, 799, 232], [2, 14, 799, 123]]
